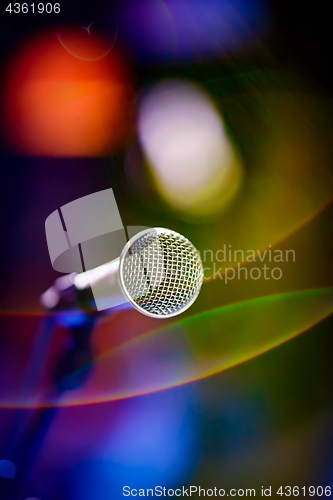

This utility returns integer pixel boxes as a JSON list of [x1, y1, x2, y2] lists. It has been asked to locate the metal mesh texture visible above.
[[120, 230, 203, 317]]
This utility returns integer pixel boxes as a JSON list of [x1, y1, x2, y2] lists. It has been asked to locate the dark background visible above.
[[0, 1, 333, 499]]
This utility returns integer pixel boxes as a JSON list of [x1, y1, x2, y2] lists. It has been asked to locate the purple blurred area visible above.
[[117, 0, 269, 62]]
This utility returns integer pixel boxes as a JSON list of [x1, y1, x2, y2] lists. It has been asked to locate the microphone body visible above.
[[41, 258, 124, 312], [42, 228, 204, 319]]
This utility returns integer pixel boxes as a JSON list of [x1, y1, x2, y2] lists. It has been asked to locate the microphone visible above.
[[41, 228, 204, 319]]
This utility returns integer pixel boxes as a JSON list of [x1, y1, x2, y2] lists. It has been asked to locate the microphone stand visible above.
[[0, 287, 100, 499]]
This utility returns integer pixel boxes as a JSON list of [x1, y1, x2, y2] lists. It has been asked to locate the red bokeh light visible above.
[[2, 31, 133, 156], [57, 25, 116, 61]]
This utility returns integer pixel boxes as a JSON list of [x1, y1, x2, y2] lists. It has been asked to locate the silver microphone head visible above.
[[119, 228, 204, 318]]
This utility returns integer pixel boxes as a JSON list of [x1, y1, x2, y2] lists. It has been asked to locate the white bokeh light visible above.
[[138, 80, 242, 217]]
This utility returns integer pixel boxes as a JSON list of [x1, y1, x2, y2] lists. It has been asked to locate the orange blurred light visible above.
[[2, 32, 132, 156]]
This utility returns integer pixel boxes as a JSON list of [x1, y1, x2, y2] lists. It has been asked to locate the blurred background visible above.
[[0, 0, 333, 498]]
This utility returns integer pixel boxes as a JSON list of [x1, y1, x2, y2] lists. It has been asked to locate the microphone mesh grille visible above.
[[120, 229, 203, 317]]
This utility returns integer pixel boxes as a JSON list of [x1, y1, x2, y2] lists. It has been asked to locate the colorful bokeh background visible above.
[[0, 0, 333, 499]]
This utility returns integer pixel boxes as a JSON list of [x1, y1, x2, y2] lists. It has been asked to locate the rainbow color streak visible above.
[[1, 288, 332, 409]]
